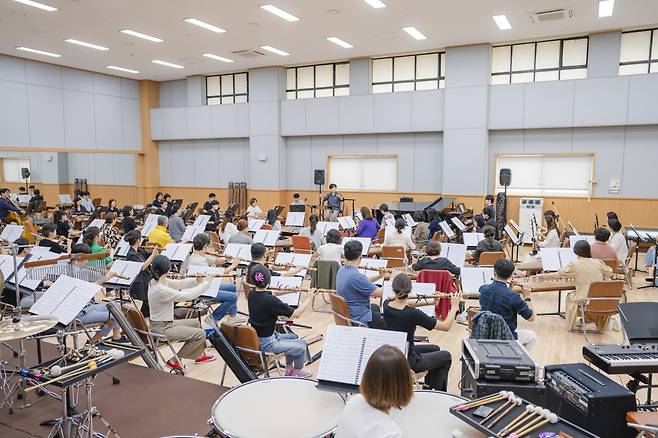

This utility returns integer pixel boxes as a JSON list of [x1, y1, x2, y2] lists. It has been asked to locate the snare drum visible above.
[[390, 390, 482, 437], [209, 377, 345, 438]]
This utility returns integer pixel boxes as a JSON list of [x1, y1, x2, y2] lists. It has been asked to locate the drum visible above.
[[209, 377, 345, 438], [390, 390, 482, 437]]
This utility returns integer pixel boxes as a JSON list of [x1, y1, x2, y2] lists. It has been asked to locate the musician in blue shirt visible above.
[[0, 188, 24, 223], [322, 183, 343, 222]]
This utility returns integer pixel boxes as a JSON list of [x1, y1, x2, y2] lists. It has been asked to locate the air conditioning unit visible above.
[[530, 8, 573, 23], [232, 49, 265, 58], [519, 197, 544, 244]]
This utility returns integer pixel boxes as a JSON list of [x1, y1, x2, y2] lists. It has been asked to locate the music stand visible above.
[[289, 204, 305, 213], [629, 224, 650, 276], [638, 230, 658, 290]]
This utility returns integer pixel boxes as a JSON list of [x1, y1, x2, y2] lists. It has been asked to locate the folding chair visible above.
[[479, 251, 506, 267], [622, 242, 637, 287], [328, 293, 367, 327], [575, 281, 625, 344], [382, 245, 405, 268], [292, 235, 313, 254]]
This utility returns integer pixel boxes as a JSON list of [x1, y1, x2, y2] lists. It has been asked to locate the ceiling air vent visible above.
[[530, 8, 573, 23], [232, 49, 265, 58]]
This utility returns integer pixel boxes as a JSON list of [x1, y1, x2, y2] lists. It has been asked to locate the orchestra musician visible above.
[[383, 218, 415, 262], [299, 214, 322, 250], [355, 207, 380, 240], [412, 241, 460, 276], [484, 194, 496, 218], [246, 197, 262, 218], [291, 193, 305, 206], [71, 197, 85, 215], [427, 208, 441, 239], [411, 211, 430, 249], [167, 204, 186, 243], [482, 208, 498, 238], [99, 212, 120, 249], [228, 219, 254, 245], [107, 198, 120, 214], [322, 183, 343, 222], [472, 225, 503, 265], [314, 229, 344, 263], [220, 210, 238, 243], [590, 227, 618, 265], [379, 203, 394, 225], [265, 209, 281, 231], [124, 230, 158, 317], [0, 187, 24, 223], [82, 226, 112, 265], [121, 205, 138, 234], [147, 216, 173, 248], [607, 219, 628, 264], [151, 192, 164, 209], [80, 191, 95, 213], [38, 223, 70, 254], [535, 210, 561, 249], [205, 200, 221, 232], [202, 192, 217, 215], [247, 243, 304, 279], [54, 209, 78, 238]]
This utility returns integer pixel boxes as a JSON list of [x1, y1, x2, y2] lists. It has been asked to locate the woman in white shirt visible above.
[[537, 211, 561, 248], [608, 219, 628, 263], [315, 229, 343, 263], [246, 197, 263, 218], [220, 210, 239, 244], [335, 345, 413, 438], [299, 214, 323, 250], [384, 218, 415, 262], [266, 209, 282, 231]]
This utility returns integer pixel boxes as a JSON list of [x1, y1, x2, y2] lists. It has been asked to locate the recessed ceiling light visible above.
[[260, 45, 290, 56], [492, 15, 512, 30], [107, 65, 140, 74], [598, 0, 614, 17], [183, 18, 226, 33], [203, 53, 234, 63], [260, 4, 299, 22], [120, 29, 163, 43], [152, 59, 184, 69], [362, 0, 386, 8], [16, 46, 61, 57], [65, 39, 109, 51], [402, 26, 427, 40], [326, 36, 353, 49], [13, 0, 57, 12]]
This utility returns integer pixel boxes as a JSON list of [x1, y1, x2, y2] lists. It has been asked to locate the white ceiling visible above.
[[1, 0, 658, 81]]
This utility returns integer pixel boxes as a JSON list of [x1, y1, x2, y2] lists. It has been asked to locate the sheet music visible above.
[[186, 265, 226, 298], [0, 255, 20, 281], [384, 218, 395, 228], [355, 211, 363, 221], [17, 195, 31, 204], [462, 232, 484, 247], [223, 243, 252, 261], [317, 221, 340, 236], [275, 253, 311, 277], [58, 194, 73, 204], [439, 243, 467, 267], [403, 214, 417, 228], [193, 215, 210, 229], [540, 248, 577, 272], [253, 230, 281, 246], [9, 253, 61, 291], [248, 218, 266, 232], [84, 218, 105, 231], [337, 216, 356, 230], [285, 212, 305, 227], [509, 219, 521, 233], [317, 325, 407, 386], [161, 243, 193, 262], [270, 276, 302, 307], [359, 258, 388, 281], [1, 224, 24, 242], [28, 246, 53, 256], [451, 217, 466, 231], [417, 305, 436, 317], [30, 275, 101, 325], [504, 225, 520, 245], [342, 237, 371, 256], [569, 234, 595, 250], [460, 267, 494, 294], [113, 239, 130, 257], [105, 260, 143, 286], [439, 221, 455, 239], [181, 224, 206, 243], [382, 280, 435, 303], [141, 214, 162, 237]]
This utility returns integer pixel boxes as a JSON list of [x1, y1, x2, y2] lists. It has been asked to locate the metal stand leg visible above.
[[538, 290, 566, 319]]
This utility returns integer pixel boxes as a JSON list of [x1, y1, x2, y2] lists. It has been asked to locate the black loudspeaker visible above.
[[21, 168, 30, 179], [499, 168, 511, 186], [314, 169, 325, 186]]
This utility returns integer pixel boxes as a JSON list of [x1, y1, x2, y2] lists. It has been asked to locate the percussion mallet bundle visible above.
[[486, 397, 523, 428], [479, 394, 520, 425], [510, 412, 558, 438], [456, 391, 510, 411], [497, 404, 536, 436]]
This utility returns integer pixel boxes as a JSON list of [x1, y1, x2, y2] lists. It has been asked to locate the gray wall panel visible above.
[[573, 77, 629, 126], [94, 94, 123, 149], [159, 82, 172, 108], [622, 126, 658, 198], [162, 107, 187, 139], [523, 80, 574, 128], [285, 137, 313, 188], [25, 61, 61, 88], [27, 84, 64, 148], [445, 45, 491, 88], [93, 73, 122, 96], [122, 98, 141, 150], [627, 74, 658, 125], [249, 101, 279, 136], [587, 32, 621, 79], [158, 142, 172, 186], [62, 68, 93, 92], [218, 138, 249, 186], [489, 84, 525, 129], [111, 154, 136, 185], [373, 92, 412, 133], [444, 86, 488, 129], [411, 90, 443, 132], [522, 128, 573, 153], [0, 56, 26, 82], [377, 133, 414, 192], [343, 134, 378, 155], [0, 80, 29, 147], [63, 90, 95, 148], [307, 97, 339, 134], [281, 100, 307, 135], [210, 104, 239, 138], [237, 103, 250, 137], [170, 80, 188, 107], [310, 136, 344, 178], [121, 79, 140, 99], [572, 127, 626, 197], [193, 140, 220, 187], [443, 129, 488, 195], [338, 95, 373, 133], [186, 106, 212, 138], [411, 133, 443, 193]]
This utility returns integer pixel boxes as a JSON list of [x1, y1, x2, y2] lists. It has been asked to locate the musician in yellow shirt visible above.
[[148, 216, 173, 248]]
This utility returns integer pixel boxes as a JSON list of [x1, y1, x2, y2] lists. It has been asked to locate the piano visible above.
[[625, 226, 658, 243], [583, 344, 658, 374], [385, 196, 455, 215]]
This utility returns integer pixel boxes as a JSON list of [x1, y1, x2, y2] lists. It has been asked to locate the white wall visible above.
[[67, 153, 136, 185]]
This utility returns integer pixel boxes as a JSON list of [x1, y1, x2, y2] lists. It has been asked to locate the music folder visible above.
[[270, 276, 302, 307], [285, 212, 305, 227], [451, 217, 467, 232], [0, 224, 24, 242], [104, 260, 143, 287], [569, 234, 595, 249], [275, 252, 311, 278], [30, 275, 102, 325], [439, 243, 467, 267], [504, 225, 521, 246], [113, 239, 130, 258], [462, 232, 484, 247], [460, 267, 494, 294], [317, 325, 407, 393], [248, 218, 265, 232], [253, 230, 281, 246], [342, 237, 371, 256], [403, 213, 417, 228], [7, 253, 59, 292], [337, 216, 356, 230], [317, 221, 340, 236], [141, 214, 162, 237], [161, 243, 193, 262], [223, 243, 252, 261], [439, 221, 455, 239], [540, 248, 577, 272]]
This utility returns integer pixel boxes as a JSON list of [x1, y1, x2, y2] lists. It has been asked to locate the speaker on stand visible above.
[[21, 168, 30, 193], [497, 168, 512, 236], [314, 169, 325, 218]]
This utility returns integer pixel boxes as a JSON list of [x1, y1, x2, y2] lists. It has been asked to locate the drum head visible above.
[[211, 377, 345, 438]]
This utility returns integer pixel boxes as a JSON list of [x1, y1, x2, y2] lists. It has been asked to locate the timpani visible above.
[[209, 377, 345, 438], [390, 390, 483, 437]]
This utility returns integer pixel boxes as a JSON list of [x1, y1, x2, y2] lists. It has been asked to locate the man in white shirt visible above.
[[81, 191, 95, 213], [608, 219, 628, 264]]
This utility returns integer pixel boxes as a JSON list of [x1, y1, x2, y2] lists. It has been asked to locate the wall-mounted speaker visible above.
[[21, 168, 30, 179], [499, 168, 512, 187], [314, 169, 325, 186]]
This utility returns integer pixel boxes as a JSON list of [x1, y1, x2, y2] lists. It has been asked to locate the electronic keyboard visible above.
[[583, 344, 658, 374]]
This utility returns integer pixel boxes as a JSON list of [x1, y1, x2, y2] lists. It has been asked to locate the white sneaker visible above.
[[226, 314, 248, 325]]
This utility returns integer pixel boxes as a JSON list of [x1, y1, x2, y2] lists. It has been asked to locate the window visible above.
[[495, 154, 594, 197], [286, 62, 349, 99], [491, 37, 588, 85], [2, 158, 30, 183], [206, 72, 248, 105], [328, 155, 398, 191], [372, 52, 445, 93], [619, 28, 658, 75]]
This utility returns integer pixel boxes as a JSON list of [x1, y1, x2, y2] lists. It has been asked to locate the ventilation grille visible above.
[[530, 8, 573, 23], [232, 49, 265, 58]]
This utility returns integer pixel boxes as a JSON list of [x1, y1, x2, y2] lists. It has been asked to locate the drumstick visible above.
[[512, 413, 558, 438], [498, 405, 535, 436], [457, 391, 509, 411], [480, 394, 515, 424], [487, 397, 522, 428]]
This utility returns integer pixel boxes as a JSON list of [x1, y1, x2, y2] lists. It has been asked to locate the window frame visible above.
[[618, 28, 658, 75], [491, 36, 589, 84], [286, 61, 350, 99], [327, 154, 399, 192], [2, 157, 31, 183], [371, 52, 445, 92], [205, 72, 249, 105]]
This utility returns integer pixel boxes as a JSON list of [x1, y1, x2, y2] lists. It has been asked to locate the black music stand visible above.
[[638, 232, 658, 290], [629, 225, 650, 276]]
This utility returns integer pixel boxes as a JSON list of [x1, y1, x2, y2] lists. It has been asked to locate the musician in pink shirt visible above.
[[590, 228, 618, 265]]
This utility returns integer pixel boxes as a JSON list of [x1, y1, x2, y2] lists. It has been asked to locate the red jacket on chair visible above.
[[417, 269, 455, 320]]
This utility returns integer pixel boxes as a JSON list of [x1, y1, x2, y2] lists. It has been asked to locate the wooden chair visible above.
[[601, 258, 619, 270], [382, 245, 405, 268], [92, 198, 102, 208], [622, 242, 637, 287], [575, 280, 625, 344], [328, 293, 367, 327], [479, 251, 506, 266], [291, 235, 313, 254], [372, 227, 385, 245], [219, 322, 284, 385], [261, 224, 273, 230]]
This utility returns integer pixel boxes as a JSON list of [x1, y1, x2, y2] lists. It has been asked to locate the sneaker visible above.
[[226, 314, 248, 324], [284, 365, 294, 376], [204, 315, 218, 328], [288, 367, 312, 378], [110, 335, 132, 344], [166, 359, 183, 371], [194, 354, 216, 364]]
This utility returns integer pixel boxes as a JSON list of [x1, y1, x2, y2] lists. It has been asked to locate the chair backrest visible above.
[[207, 231, 220, 244], [242, 279, 253, 298], [373, 227, 385, 244], [382, 245, 405, 267], [601, 258, 619, 269], [122, 304, 150, 343], [92, 197, 102, 207], [625, 241, 637, 265], [328, 293, 354, 326], [584, 281, 625, 317], [220, 323, 264, 372], [479, 251, 506, 266], [431, 232, 441, 242], [261, 224, 273, 230], [292, 235, 313, 253]]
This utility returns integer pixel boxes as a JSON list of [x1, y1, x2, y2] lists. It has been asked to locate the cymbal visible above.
[[0, 315, 58, 342]]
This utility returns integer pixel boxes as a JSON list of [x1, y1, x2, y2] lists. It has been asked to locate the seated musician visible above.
[[607, 219, 628, 264], [412, 241, 460, 276], [607, 211, 619, 222], [220, 210, 238, 243], [383, 273, 459, 391], [247, 264, 312, 377], [80, 191, 95, 213], [472, 225, 503, 265], [29, 189, 43, 204], [291, 193, 305, 206], [247, 242, 304, 278], [379, 203, 394, 225], [121, 205, 138, 234], [299, 214, 322, 250], [83, 226, 112, 265], [205, 200, 222, 232], [336, 345, 412, 438], [537, 210, 560, 248], [383, 218, 415, 262], [147, 215, 173, 248], [18, 186, 26, 196], [411, 210, 429, 248], [265, 209, 281, 231], [152, 200, 168, 217], [228, 219, 254, 245], [38, 223, 70, 254], [107, 198, 120, 215], [336, 240, 386, 329], [479, 259, 536, 349], [323, 183, 343, 222], [355, 207, 380, 240], [163, 194, 173, 217], [482, 208, 498, 238], [315, 229, 343, 263], [167, 204, 186, 242], [124, 230, 158, 317], [71, 197, 85, 215], [202, 192, 217, 215], [590, 227, 618, 265], [246, 197, 262, 218], [54, 209, 78, 238], [99, 212, 120, 249], [427, 208, 441, 238], [0, 188, 24, 223], [151, 191, 164, 209], [484, 194, 496, 218], [473, 213, 485, 233], [148, 255, 216, 371]]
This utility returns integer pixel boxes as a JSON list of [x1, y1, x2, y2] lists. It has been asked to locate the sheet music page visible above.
[[417, 305, 436, 317], [403, 213, 417, 228], [11, 254, 59, 290], [114, 239, 130, 257], [141, 214, 162, 237], [105, 260, 143, 286], [223, 243, 252, 261], [162, 243, 192, 261], [361, 257, 388, 269], [384, 218, 395, 228], [463, 232, 484, 247], [84, 219, 105, 231], [186, 265, 225, 298], [317, 325, 363, 385], [569, 235, 595, 250], [357, 328, 407, 383], [338, 216, 356, 230], [193, 215, 210, 228], [286, 212, 305, 227], [274, 252, 294, 265], [0, 255, 21, 281], [439, 243, 467, 267], [1, 224, 25, 242], [343, 237, 371, 255], [291, 253, 312, 267], [270, 276, 302, 307], [460, 267, 494, 293], [451, 217, 466, 231], [509, 219, 521, 233], [30, 275, 101, 325], [540, 248, 576, 271], [264, 230, 280, 246], [355, 211, 363, 221], [504, 225, 520, 245], [181, 225, 202, 243], [59, 194, 73, 204], [439, 221, 455, 239], [413, 282, 436, 297], [29, 246, 54, 256], [248, 219, 265, 232], [17, 195, 31, 204]]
